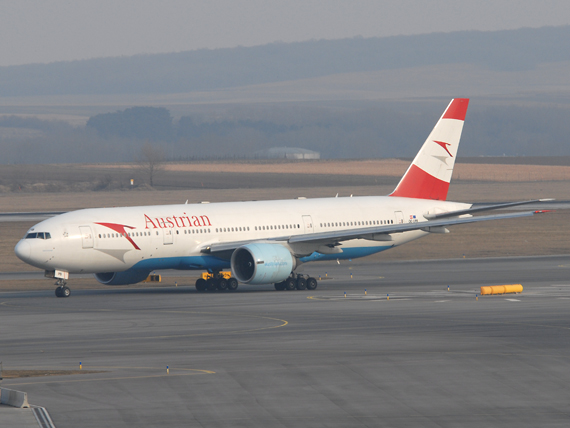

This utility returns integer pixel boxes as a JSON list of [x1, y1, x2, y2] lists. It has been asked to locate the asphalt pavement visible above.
[[1, 255, 570, 427]]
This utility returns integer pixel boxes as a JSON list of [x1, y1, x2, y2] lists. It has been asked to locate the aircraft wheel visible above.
[[296, 277, 307, 290], [274, 282, 286, 291], [306, 277, 318, 290], [195, 278, 207, 292], [206, 278, 217, 292], [55, 287, 62, 297], [284, 278, 296, 291], [217, 278, 228, 292], [227, 277, 239, 291], [61, 286, 71, 298]]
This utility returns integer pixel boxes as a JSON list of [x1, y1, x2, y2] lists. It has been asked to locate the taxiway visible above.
[[1, 255, 570, 427]]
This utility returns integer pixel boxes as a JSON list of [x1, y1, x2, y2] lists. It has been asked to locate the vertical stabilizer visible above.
[[390, 98, 469, 200]]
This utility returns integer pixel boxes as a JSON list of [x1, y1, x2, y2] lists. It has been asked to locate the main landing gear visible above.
[[195, 271, 239, 293], [54, 279, 71, 298], [274, 274, 318, 291]]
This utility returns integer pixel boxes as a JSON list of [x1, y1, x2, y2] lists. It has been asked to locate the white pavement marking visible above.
[[506, 299, 521, 302]]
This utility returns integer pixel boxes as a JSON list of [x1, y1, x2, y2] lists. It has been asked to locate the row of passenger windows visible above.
[[181, 229, 211, 234], [320, 219, 393, 228], [99, 229, 212, 239], [215, 225, 301, 233], [255, 224, 300, 231], [25, 232, 51, 239], [215, 227, 250, 233], [99, 231, 151, 238], [97, 219, 389, 240]]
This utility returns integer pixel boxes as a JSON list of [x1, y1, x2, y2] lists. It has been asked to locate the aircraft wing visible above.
[[202, 207, 548, 254], [287, 210, 540, 245], [424, 199, 554, 220]]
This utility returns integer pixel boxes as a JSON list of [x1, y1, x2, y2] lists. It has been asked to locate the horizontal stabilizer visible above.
[[423, 199, 555, 220]]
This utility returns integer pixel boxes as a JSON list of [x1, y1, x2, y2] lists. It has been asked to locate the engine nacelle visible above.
[[95, 269, 151, 286], [231, 243, 295, 285]]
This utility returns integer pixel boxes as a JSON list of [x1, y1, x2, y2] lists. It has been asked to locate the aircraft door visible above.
[[79, 226, 94, 249], [163, 229, 173, 245], [394, 211, 404, 224], [302, 215, 314, 233]]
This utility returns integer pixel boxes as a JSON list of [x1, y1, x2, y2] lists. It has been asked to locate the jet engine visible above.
[[95, 269, 151, 285], [231, 243, 296, 285]]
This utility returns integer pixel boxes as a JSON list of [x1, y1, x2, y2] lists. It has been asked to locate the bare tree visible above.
[[134, 143, 166, 187]]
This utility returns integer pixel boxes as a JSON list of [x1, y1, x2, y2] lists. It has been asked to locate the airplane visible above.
[[14, 98, 551, 297]]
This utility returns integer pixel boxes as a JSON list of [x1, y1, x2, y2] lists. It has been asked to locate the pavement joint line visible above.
[[3, 366, 216, 387], [3, 371, 214, 387], [0, 302, 289, 343]]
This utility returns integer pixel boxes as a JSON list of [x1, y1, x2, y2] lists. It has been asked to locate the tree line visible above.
[[1, 101, 570, 165]]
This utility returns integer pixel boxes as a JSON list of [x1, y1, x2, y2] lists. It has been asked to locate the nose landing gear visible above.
[[54, 279, 71, 298]]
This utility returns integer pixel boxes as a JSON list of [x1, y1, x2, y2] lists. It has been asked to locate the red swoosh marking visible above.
[[434, 140, 453, 157], [96, 222, 141, 250]]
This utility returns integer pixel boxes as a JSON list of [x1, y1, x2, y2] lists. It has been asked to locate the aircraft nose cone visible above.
[[14, 240, 31, 262]]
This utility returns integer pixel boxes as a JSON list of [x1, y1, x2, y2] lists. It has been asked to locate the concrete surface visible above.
[[1, 255, 570, 427], [0, 405, 41, 428]]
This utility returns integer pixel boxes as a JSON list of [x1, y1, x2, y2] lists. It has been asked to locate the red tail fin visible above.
[[390, 98, 469, 200]]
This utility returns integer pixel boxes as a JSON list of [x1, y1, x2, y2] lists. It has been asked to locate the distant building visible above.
[[254, 147, 320, 160]]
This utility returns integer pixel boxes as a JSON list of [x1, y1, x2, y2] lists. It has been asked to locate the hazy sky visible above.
[[2, 0, 569, 67]]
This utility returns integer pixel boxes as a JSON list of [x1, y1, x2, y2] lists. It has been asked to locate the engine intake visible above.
[[231, 243, 295, 285]]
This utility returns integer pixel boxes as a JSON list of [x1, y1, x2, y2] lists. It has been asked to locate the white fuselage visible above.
[[15, 195, 470, 276]]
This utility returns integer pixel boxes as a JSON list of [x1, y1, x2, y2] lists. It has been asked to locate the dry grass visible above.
[[2, 370, 104, 379], [96, 160, 570, 182]]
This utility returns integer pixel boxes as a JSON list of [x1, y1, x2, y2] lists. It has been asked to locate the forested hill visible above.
[[1, 25, 569, 96]]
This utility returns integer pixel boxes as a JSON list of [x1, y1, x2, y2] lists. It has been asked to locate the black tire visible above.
[[61, 286, 71, 298], [217, 278, 228, 291], [285, 278, 296, 291], [274, 282, 286, 291], [55, 287, 62, 297], [306, 277, 318, 290], [227, 277, 239, 291], [206, 278, 217, 292], [195, 278, 206, 292], [296, 277, 307, 290]]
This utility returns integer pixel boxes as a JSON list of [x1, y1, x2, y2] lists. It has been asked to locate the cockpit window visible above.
[[25, 232, 51, 240]]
